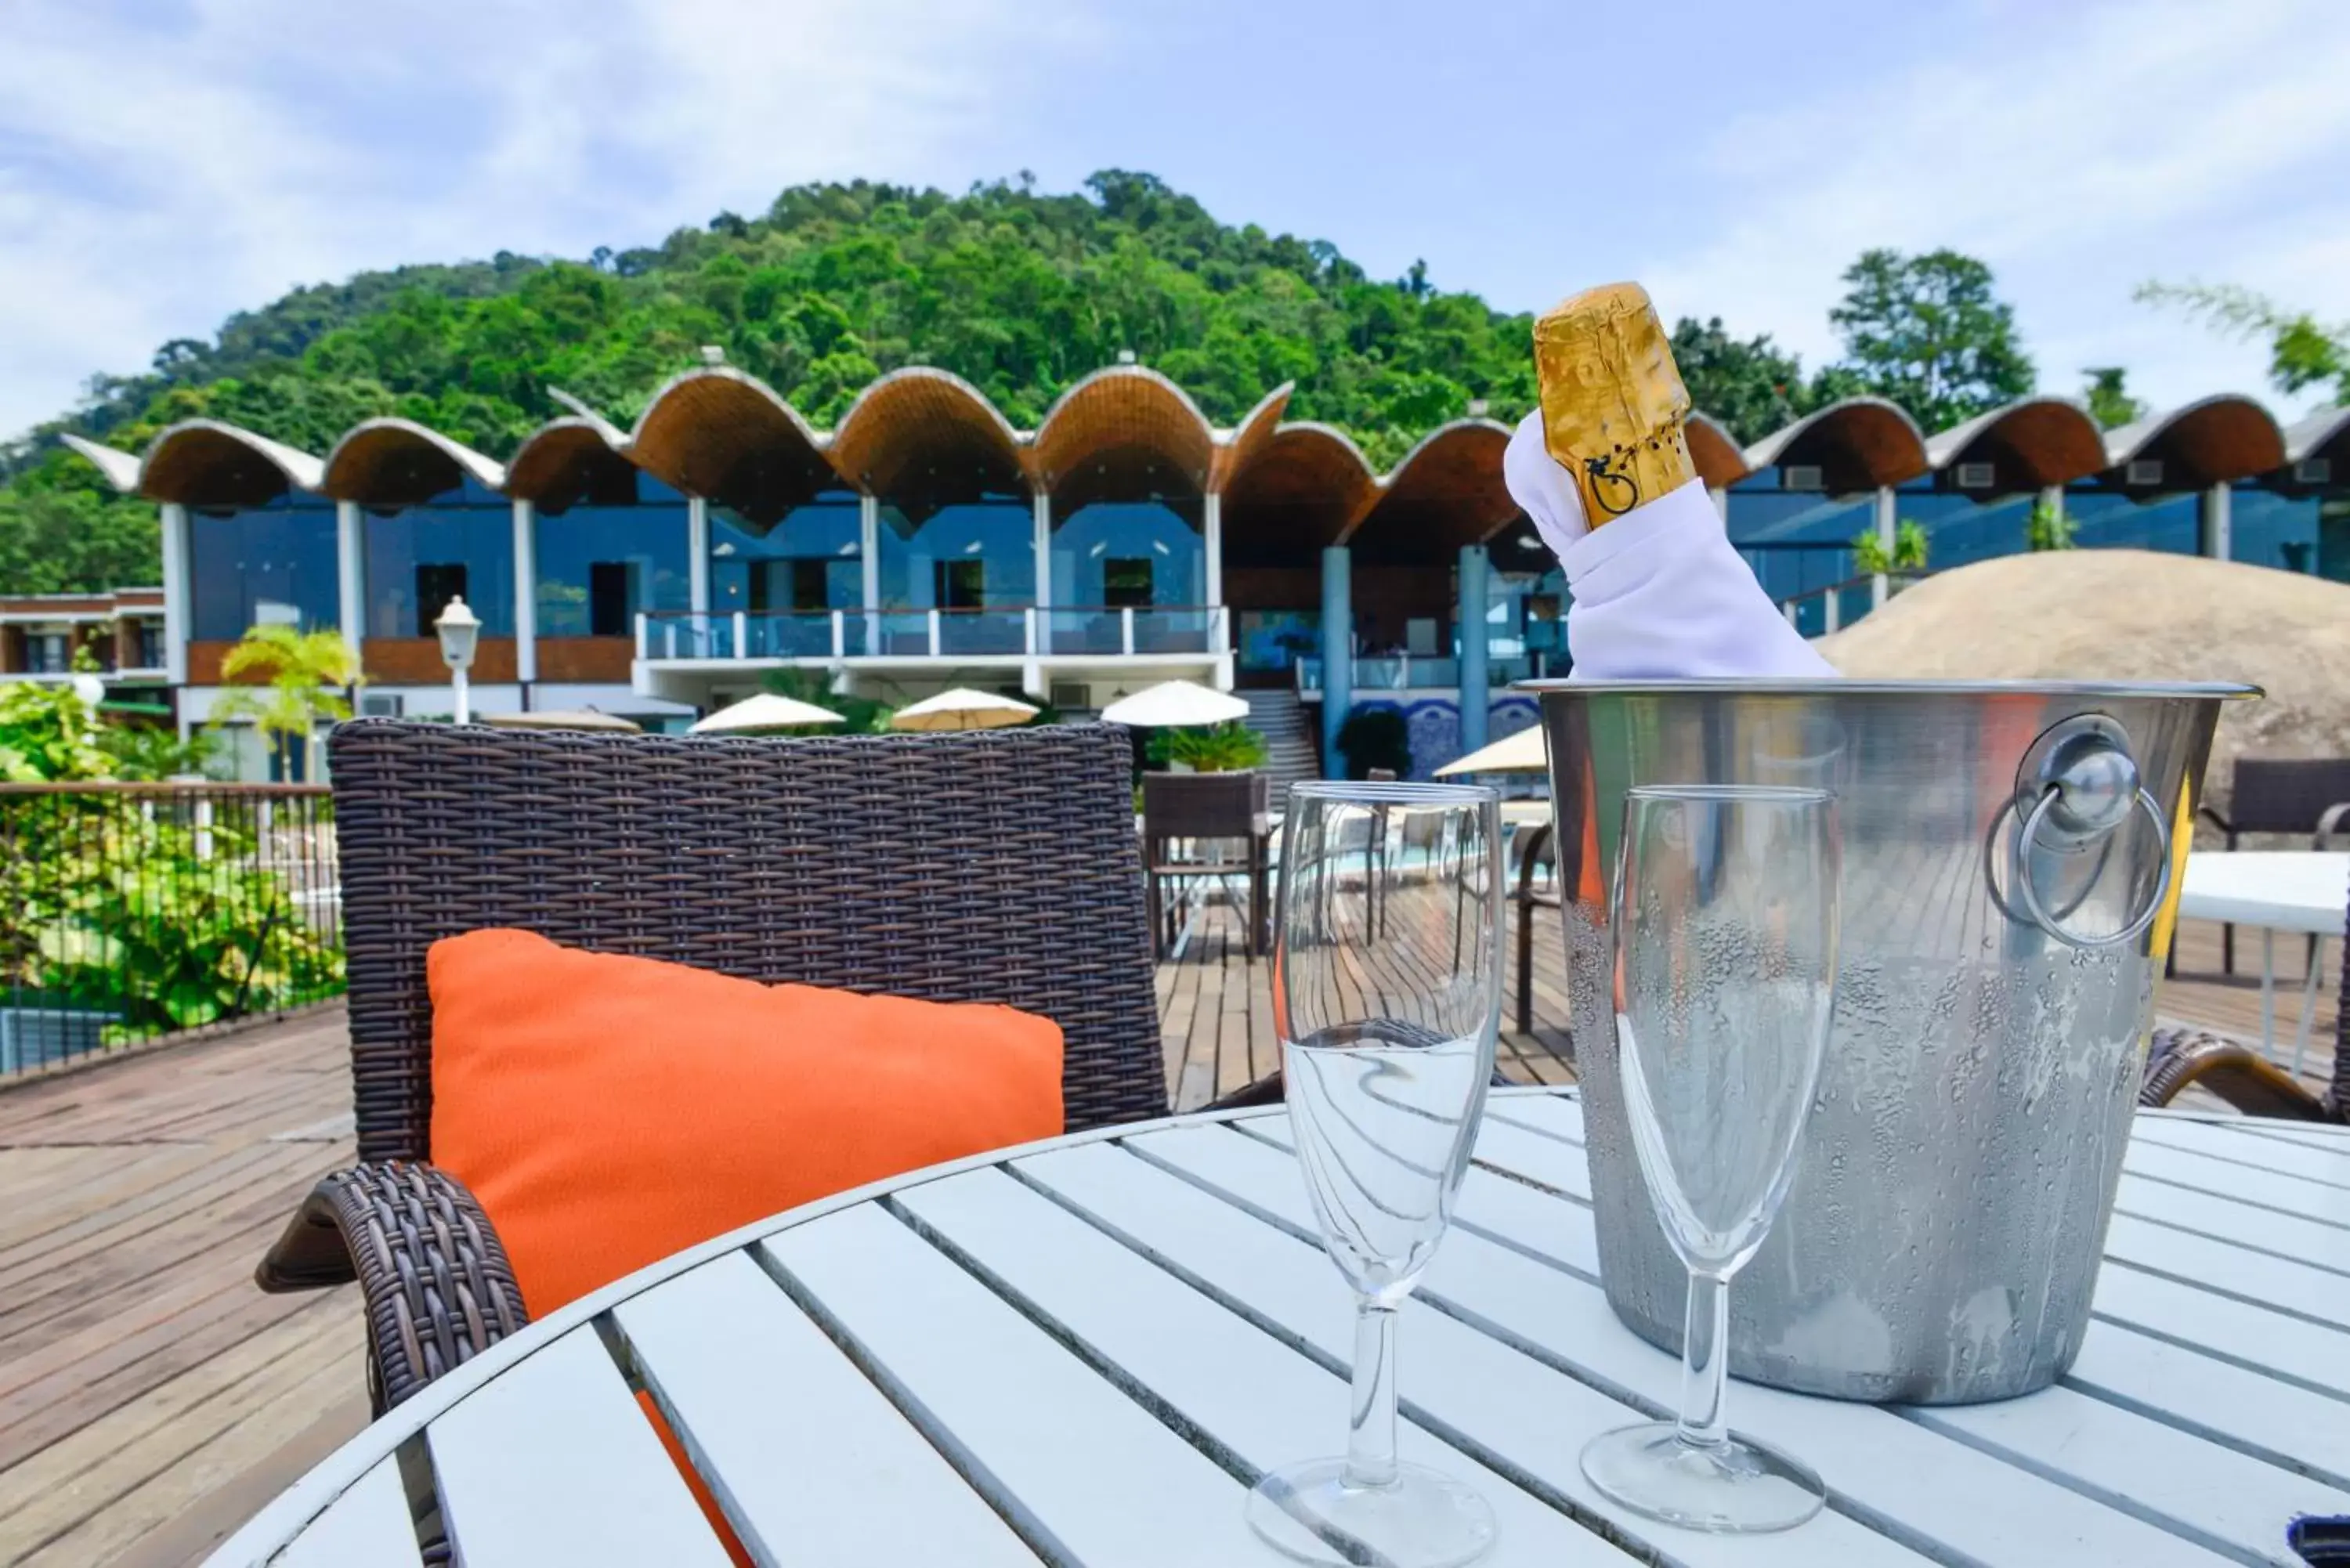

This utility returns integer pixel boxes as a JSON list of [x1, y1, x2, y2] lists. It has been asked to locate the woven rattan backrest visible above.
[[1141, 771, 1264, 840], [2228, 758, 2350, 835], [329, 720, 1165, 1162]]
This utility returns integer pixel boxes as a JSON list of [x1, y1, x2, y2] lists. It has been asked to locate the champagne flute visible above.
[[1246, 781, 1502, 1568], [1581, 784, 1841, 1534]]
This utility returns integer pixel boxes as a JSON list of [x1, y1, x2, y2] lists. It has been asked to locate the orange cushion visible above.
[[428, 927, 1064, 1317]]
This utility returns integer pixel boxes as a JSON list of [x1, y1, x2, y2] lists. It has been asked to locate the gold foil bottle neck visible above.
[[1532, 282, 1696, 527]]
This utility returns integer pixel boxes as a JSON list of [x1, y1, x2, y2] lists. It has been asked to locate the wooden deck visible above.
[[0, 914, 2334, 1566]]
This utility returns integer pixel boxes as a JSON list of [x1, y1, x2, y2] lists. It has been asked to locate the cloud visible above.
[[1641, 0, 2350, 420], [0, 0, 1104, 440]]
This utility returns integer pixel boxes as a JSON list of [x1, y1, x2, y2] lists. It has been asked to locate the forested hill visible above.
[[0, 172, 1550, 592]]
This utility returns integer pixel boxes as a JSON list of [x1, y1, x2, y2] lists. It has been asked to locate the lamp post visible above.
[[434, 595, 481, 725]]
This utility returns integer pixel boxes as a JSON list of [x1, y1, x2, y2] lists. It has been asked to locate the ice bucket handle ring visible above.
[[2012, 781, 2173, 950]]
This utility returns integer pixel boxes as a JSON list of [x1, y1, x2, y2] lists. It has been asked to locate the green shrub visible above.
[[1156, 722, 1267, 773]]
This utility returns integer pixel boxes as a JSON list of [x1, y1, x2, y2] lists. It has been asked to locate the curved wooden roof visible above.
[[506, 418, 642, 513], [1218, 423, 1379, 566], [322, 419, 504, 504], [1684, 412, 1750, 490], [1923, 397, 2107, 490], [1032, 368, 1217, 503], [1346, 420, 1518, 564], [626, 369, 834, 519], [1744, 397, 1929, 491], [2285, 405, 2350, 468], [2104, 396, 2287, 488], [135, 420, 325, 505], [828, 368, 1027, 507], [1206, 384, 1293, 493]]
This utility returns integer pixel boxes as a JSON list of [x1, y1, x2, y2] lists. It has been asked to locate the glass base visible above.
[[1579, 1422, 1824, 1534], [1246, 1458, 1497, 1566]]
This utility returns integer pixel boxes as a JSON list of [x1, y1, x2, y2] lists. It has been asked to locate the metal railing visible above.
[[636, 605, 1231, 662], [1294, 653, 1549, 693], [1773, 571, 1928, 638], [0, 783, 343, 1077]]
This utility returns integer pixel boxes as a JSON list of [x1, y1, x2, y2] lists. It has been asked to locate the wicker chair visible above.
[[1141, 771, 1271, 959], [2142, 869, 2348, 1123], [2196, 757, 2350, 974], [258, 719, 1219, 1414]]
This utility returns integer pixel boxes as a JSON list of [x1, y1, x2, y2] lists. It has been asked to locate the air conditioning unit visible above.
[[1048, 681, 1091, 711], [359, 692, 405, 718], [1781, 464, 1824, 491], [2125, 458, 2164, 487], [1955, 461, 1997, 491], [2295, 457, 2332, 485]]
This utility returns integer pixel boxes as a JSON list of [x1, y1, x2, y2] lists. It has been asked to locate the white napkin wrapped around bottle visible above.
[[1504, 410, 1835, 680]]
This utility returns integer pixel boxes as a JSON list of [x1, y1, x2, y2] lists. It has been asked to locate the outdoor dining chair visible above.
[[2141, 875, 2348, 1124], [1141, 771, 1271, 959], [257, 719, 1271, 1414], [2195, 757, 2350, 974]]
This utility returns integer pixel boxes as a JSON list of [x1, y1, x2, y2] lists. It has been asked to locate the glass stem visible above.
[[1344, 1299, 1400, 1489], [1677, 1269, 1731, 1451]]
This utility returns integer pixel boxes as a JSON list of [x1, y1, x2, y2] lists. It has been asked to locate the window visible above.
[[1102, 557, 1153, 609], [415, 565, 468, 635], [27, 633, 68, 674], [935, 558, 985, 609], [588, 562, 635, 638], [134, 621, 165, 670], [190, 498, 340, 640], [790, 560, 831, 611]]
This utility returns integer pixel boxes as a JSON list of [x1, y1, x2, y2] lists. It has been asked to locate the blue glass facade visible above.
[[189, 493, 341, 640], [364, 477, 515, 638], [1900, 485, 2034, 571], [2063, 484, 2200, 555], [1050, 500, 1203, 607], [710, 493, 862, 616], [2228, 482, 2324, 574], [875, 496, 1036, 609], [1724, 468, 1870, 634], [535, 475, 692, 636]]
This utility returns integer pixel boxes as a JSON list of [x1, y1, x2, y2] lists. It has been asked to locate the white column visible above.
[[2204, 482, 2232, 560], [511, 498, 537, 689], [334, 500, 367, 649], [159, 503, 191, 688], [687, 495, 711, 653], [859, 493, 880, 659], [1872, 485, 1896, 609], [1032, 489, 1052, 654], [1202, 490, 1224, 608]]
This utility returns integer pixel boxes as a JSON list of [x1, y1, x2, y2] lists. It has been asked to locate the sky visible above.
[[4, 0, 2348, 443]]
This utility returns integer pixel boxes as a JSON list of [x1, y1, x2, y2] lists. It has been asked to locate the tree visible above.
[[1825, 248, 2035, 430], [2081, 367, 2144, 430], [1669, 317, 1807, 444], [208, 627, 362, 779], [1852, 520, 1929, 574], [2135, 281, 2349, 402]]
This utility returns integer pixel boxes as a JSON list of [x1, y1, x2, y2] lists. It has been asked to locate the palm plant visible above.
[[209, 627, 363, 779]]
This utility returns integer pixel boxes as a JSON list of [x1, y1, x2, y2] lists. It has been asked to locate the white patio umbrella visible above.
[[691, 692, 844, 734], [1098, 679, 1250, 728], [889, 688, 1038, 732], [486, 710, 643, 733], [1433, 724, 1547, 776]]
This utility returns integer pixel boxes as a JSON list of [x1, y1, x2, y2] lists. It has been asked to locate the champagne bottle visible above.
[[1532, 283, 1695, 528]]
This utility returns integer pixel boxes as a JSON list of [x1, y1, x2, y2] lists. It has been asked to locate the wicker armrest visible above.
[[2314, 801, 2350, 851], [2139, 1025, 2335, 1122], [2196, 804, 2236, 840], [257, 1162, 530, 1412]]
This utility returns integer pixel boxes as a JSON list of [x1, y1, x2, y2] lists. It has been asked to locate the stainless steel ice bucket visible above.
[[1531, 679, 2250, 1404]]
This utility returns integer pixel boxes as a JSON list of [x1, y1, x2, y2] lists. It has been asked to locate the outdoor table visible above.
[[2178, 851, 2349, 1075], [208, 1088, 2350, 1567]]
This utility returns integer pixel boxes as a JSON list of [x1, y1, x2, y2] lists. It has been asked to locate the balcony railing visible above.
[[636, 605, 1231, 662], [1773, 571, 1927, 638], [1294, 653, 1547, 693]]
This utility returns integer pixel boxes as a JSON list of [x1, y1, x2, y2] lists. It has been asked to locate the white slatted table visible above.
[[2175, 851, 2348, 1072], [208, 1089, 2350, 1568]]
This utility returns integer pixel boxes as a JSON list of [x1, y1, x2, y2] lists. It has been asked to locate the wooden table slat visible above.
[[611, 1251, 1039, 1568], [1152, 1120, 2226, 1566], [268, 1459, 418, 1568], [425, 1328, 730, 1568], [758, 1201, 1264, 1566], [1011, 1139, 1928, 1566], [895, 1163, 1641, 1567]]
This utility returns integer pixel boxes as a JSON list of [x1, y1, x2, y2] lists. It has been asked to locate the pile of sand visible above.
[[1815, 549, 2350, 822]]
